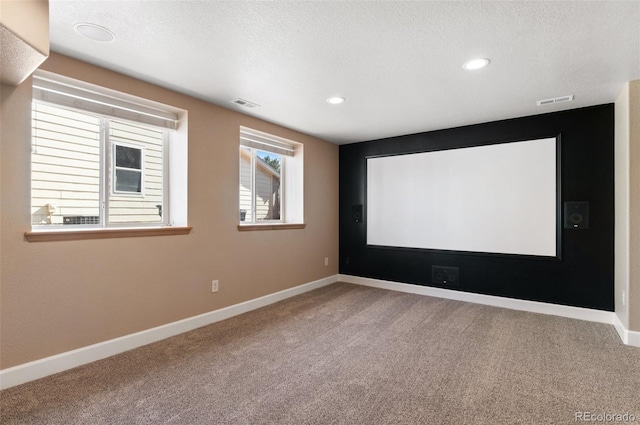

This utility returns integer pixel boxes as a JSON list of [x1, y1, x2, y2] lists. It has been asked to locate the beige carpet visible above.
[[1, 282, 639, 424]]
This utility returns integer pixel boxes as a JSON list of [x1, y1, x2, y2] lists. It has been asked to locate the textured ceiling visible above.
[[1, 26, 48, 86], [49, 1, 640, 144]]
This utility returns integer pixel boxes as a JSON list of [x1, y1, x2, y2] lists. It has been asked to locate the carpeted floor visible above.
[[1, 282, 639, 424]]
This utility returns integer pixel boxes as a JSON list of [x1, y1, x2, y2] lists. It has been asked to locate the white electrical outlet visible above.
[[212, 280, 219, 293], [324, 257, 329, 266], [622, 290, 626, 306]]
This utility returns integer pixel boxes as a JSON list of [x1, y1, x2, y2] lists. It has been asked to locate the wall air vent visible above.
[[63, 216, 100, 225], [232, 98, 260, 108], [537, 95, 574, 106]]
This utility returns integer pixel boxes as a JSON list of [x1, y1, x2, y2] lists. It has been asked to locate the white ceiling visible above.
[[49, 1, 640, 145]]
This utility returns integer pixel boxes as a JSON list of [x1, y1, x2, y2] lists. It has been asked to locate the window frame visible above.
[[30, 103, 168, 230], [241, 146, 284, 224], [28, 70, 189, 239], [238, 127, 304, 230]]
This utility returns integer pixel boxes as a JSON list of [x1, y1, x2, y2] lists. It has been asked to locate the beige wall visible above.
[[0, 0, 49, 85], [0, 53, 339, 369], [629, 80, 640, 331], [615, 79, 640, 333], [0, 0, 49, 55]]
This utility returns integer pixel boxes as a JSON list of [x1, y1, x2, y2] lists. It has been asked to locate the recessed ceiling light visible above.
[[74, 23, 116, 43], [327, 97, 345, 105], [463, 58, 490, 70]]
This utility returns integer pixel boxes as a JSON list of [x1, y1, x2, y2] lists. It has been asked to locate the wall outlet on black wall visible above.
[[432, 266, 460, 286], [352, 205, 363, 223]]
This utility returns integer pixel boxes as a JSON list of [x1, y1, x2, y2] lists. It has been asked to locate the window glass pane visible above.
[[115, 169, 142, 192], [239, 146, 253, 222], [115, 145, 142, 169], [255, 150, 281, 221], [109, 120, 163, 224], [240, 127, 302, 226], [31, 102, 101, 226]]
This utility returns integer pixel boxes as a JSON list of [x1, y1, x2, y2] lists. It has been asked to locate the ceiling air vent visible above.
[[232, 98, 260, 108], [537, 95, 574, 106]]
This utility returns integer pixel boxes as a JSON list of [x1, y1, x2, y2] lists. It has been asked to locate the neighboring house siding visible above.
[[239, 149, 280, 222], [254, 167, 277, 219], [31, 103, 101, 224], [108, 120, 164, 224], [31, 103, 164, 225]]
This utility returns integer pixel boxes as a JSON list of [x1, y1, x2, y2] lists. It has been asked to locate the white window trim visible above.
[[30, 71, 188, 234], [239, 127, 303, 228]]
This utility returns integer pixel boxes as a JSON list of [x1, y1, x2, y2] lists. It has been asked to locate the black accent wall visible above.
[[339, 104, 614, 311]]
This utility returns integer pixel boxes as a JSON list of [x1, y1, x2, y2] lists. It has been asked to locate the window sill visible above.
[[237, 223, 306, 231], [24, 226, 192, 242]]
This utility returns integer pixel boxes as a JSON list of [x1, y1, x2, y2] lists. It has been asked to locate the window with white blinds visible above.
[[32, 70, 179, 130], [239, 127, 303, 225], [30, 71, 186, 230]]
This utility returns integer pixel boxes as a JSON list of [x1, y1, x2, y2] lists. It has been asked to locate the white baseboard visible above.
[[612, 314, 627, 343], [0, 274, 339, 390], [3, 273, 636, 390], [613, 313, 640, 348], [341, 275, 640, 348], [340, 274, 615, 324]]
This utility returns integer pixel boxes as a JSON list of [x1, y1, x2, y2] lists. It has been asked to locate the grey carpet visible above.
[[1, 282, 639, 424]]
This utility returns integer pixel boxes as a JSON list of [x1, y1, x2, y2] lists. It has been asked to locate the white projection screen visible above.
[[366, 137, 559, 257]]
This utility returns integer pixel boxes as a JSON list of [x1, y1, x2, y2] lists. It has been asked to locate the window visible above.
[[30, 70, 187, 231], [239, 127, 303, 226], [113, 143, 143, 194], [240, 147, 281, 222]]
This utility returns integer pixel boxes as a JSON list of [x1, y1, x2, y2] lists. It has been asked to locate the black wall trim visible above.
[[339, 104, 614, 311]]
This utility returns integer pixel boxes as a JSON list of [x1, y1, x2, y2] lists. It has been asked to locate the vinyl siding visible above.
[[108, 120, 164, 224], [31, 102, 164, 226]]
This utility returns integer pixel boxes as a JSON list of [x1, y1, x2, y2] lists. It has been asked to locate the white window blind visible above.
[[32, 70, 179, 130], [240, 127, 296, 157]]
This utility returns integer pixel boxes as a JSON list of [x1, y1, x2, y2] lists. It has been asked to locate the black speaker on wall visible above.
[[564, 201, 589, 229], [352, 204, 363, 223]]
